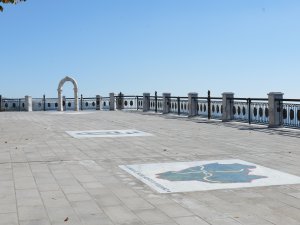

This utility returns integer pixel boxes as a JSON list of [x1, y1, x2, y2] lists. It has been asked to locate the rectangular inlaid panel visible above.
[[66, 129, 152, 138], [120, 159, 300, 193]]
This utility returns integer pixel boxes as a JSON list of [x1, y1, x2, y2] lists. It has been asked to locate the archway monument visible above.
[[57, 76, 79, 111]]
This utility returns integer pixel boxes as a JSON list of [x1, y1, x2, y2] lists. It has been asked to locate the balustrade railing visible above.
[[210, 99, 223, 119], [81, 97, 97, 110], [122, 96, 143, 110], [2, 93, 300, 130], [100, 97, 110, 110], [179, 98, 189, 115], [64, 98, 76, 111], [279, 99, 300, 127], [168, 97, 188, 115], [196, 97, 222, 119], [1, 98, 25, 111], [232, 98, 269, 124], [149, 96, 163, 112], [32, 98, 43, 111], [197, 98, 208, 117], [44, 98, 59, 111], [168, 97, 185, 115]]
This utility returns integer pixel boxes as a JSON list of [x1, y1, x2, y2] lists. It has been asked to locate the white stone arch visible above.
[[57, 76, 79, 111]]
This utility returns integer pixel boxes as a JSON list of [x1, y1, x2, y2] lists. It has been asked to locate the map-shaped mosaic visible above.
[[156, 163, 267, 183]]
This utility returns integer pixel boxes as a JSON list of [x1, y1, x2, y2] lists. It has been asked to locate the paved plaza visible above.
[[1, 110, 300, 225]]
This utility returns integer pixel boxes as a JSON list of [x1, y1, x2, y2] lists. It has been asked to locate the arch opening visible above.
[[57, 76, 79, 111]]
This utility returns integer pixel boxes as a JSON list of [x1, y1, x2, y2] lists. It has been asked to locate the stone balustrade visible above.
[[1, 91, 296, 128]]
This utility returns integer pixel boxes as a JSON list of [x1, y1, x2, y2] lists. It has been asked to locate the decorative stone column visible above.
[[222, 92, 234, 122], [96, 95, 101, 110], [74, 87, 79, 111], [188, 92, 198, 117], [109, 93, 115, 111], [268, 92, 284, 128], [80, 94, 83, 110], [163, 93, 171, 114], [63, 96, 66, 111], [0, 95, 2, 112], [143, 93, 150, 112], [25, 96, 32, 112], [58, 89, 63, 111]]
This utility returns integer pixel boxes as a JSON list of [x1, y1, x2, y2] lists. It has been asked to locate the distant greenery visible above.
[[0, 0, 26, 12]]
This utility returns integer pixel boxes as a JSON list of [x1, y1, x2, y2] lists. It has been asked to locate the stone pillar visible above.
[[25, 96, 32, 112], [163, 93, 171, 114], [80, 94, 83, 110], [63, 96, 66, 111], [188, 92, 198, 117], [96, 95, 101, 110], [268, 92, 284, 128], [0, 95, 2, 112], [222, 92, 234, 122], [74, 87, 79, 111], [143, 93, 150, 112], [58, 89, 63, 111], [109, 93, 115, 111]]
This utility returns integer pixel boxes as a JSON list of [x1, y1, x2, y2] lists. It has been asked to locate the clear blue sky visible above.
[[1, 0, 300, 98]]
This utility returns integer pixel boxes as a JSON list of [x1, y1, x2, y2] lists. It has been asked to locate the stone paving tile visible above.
[[150, 223, 176, 225], [19, 219, 51, 225], [0, 202, 17, 214], [120, 197, 155, 211], [81, 181, 105, 189], [16, 189, 43, 207], [1, 111, 300, 225], [18, 205, 48, 221], [46, 206, 82, 224], [71, 200, 104, 216], [156, 203, 194, 218], [134, 208, 174, 224], [102, 205, 144, 224], [173, 216, 210, 225], [79, 213, 115, 225], [110, 186, 140, 199], [206, 218, 242, 225], [94, 194, 123, 207], [0, 213, 18, 225], [60, 185, 86, 194], [143, 194, 177, 206], [40, 190, 70, 208], [232, 214, 275, 225], [14, 174, 37, 190], [65, 192, 93, 202]]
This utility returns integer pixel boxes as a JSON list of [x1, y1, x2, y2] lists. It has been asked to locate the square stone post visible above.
[[222, 92, 234, 122], [57, 91, 63, 111], [188, 92, 198, 117], [268, 92, 284, 128], [143, 93, 150, 112], [96, 95, 101, 110], [109, 93, 115, 111], [74, 89, 79, 111], [80, 94, 83, 110], [25, 96, 32, 112], [63, 96, 66, 111], [163, 93, 171, 114], [0, 95, 2, 112]]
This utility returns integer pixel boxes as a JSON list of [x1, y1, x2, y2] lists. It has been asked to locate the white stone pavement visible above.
[[1, 110, 300, 225]]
